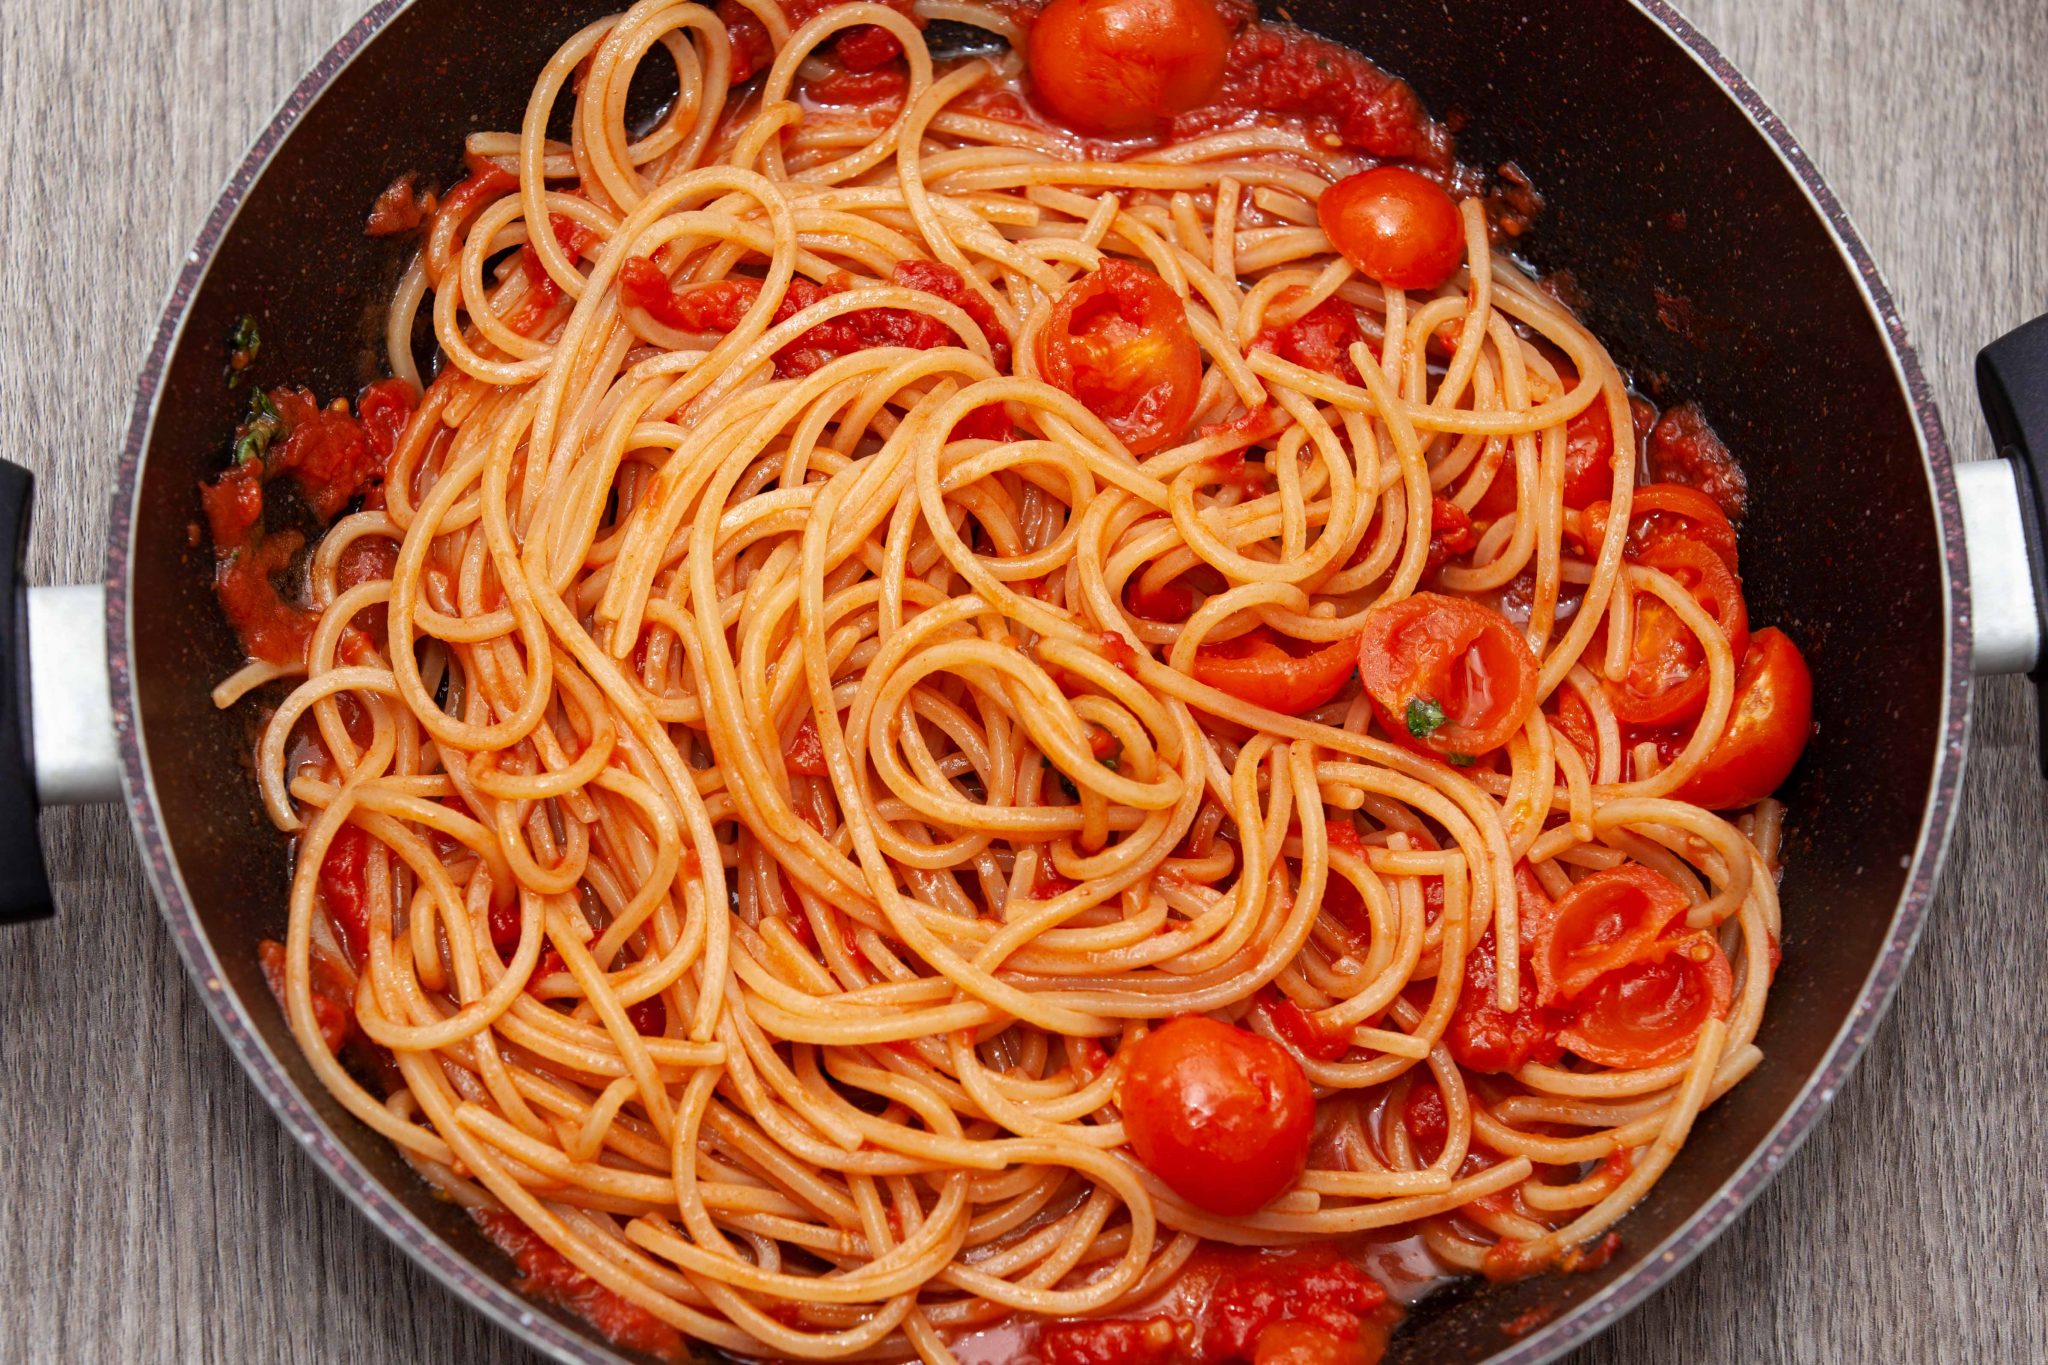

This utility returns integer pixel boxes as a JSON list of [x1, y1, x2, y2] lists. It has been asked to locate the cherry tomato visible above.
[[1536, 864, 1691, 1005], [1040, 260, 1203, 453], [1357, 593, 1539, 760], [1559, 929, 1733, 1067], [1547, 684, 1599, 766], [1670, 627, 1813, 810], [1119, 1015, 1314, 1215], [1582, 483, 1739, 573], [319, 824, 373, 968], [1401, 1079, 1448, 1163], [1025, 0, 1231, 137], [1192, 626, 1361, 715], [1472, 396, 1621, 521], [1445, 927, 1563, 1074], [1252, 292, 1367, 381], [1442, 865, 1561, 1073], [1257, 990, 1352, 1063], [1317, 167, 1464, 291], [1604, 536, 1751, 727]]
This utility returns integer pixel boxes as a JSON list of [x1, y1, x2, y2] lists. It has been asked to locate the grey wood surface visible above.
[[2, 0, 2044, 1360]]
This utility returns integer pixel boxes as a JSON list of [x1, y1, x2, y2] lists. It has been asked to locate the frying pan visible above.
[[3, 0, 2044, 1360]]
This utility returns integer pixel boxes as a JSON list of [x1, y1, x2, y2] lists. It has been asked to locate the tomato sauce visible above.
[[1173, 23, 1451, 172], [198, 380, 415, 666], [471, 1210, 687, 1359], [947, 1240, 1450, 1365]]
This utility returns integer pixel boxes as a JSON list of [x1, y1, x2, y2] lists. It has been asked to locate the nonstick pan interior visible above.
[[110, 2, 1962, 1360]]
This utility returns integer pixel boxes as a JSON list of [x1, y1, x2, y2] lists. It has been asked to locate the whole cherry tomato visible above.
[[1605, 536, 1751, 727], [1040, 259, 1203, 453], [1191, 626, 1361, 716], [1357, 593, 1539, 760], [1025, 0, 1231, 137], [1670, 626, 1813, 810], [1317, 167, 1464, 291], [1559, 928, 1733, 1067], [1119, 1015, 1314, 1216]]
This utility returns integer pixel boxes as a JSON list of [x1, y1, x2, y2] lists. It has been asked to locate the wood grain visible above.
[[1, 0, 2043, 1360]]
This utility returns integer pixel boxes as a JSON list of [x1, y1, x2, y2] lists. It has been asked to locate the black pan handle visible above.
[[1974, 314, 2048, 775], [0, 457, 55, 922]]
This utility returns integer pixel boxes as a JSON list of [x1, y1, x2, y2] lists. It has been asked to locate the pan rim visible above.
[[98, 3, 1971, 1363]]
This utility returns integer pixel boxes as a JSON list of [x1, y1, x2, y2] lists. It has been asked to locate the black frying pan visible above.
[[5, 1, 2047, 1360]]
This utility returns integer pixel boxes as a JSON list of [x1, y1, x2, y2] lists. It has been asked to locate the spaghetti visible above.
[[208, 0, 1809, 1359]]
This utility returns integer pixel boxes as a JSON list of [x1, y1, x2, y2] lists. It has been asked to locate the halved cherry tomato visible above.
[[1317, 167, 1464, 291], [1670, 627, 1813, 810], [1357, 593, 1539, 759], [1192, 625, 1360, 715], [1582, 483, 1739, 573], [1119, 1015, 1314, 1215], [1536, 864, 1691, 1005], [1559, 928, 1733, 1067], [1025, 0, 1231, 137], [1604, 536, 1750, 727], [1040, 259, 1203, 453]]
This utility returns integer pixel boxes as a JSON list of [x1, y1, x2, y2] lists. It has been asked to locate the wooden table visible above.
[[2, 0, 2043, 1360]]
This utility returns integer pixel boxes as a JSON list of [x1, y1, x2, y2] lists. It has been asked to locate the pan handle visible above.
[[1973, 314, 2048, 772], [0, 458, 56, 922], [0, 458, 121, 924]]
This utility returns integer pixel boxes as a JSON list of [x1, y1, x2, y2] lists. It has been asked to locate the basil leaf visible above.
[[1405, 696, 1448, 739], [1447, 752, 1476, 768]]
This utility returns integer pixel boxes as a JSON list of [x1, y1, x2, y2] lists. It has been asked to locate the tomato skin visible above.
[[1401, 1079, 1448, 1164], [1191, 626, 1360, 716], [1026, 0, 1232, 136], [320, 825, 374, 968], [1041, 260, 1203, 453], [1119, 1016, 1314, 1216], [1671, 627, 1813, 810], [1317, 167, 1464, 291], [1559, 929, 1733, 1067], [1604, 536, 1751, 728], [1252, 294, 1366, 382], [1357, 593, 1539, 759], [356, 378, 417, 461], [1583, 483, 1740, 573], [1257, 991, 1352, 1063], [1536, 864, 1691, 1006]]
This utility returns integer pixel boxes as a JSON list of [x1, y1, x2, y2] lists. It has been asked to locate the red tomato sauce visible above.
[[471, 1210, 687, 1359], [1173, 23, 1451, 171], [198, 380, 416, 666], [948, 1241, 1450, 1365]]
